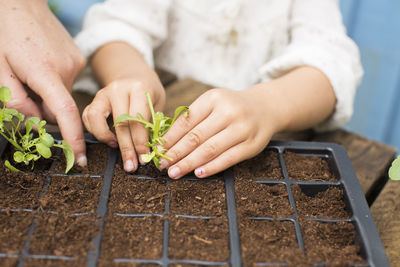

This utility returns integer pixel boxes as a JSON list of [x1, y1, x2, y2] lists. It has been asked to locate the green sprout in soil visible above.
[[389, 155, 400, 180], [114, 92, 188, 168], [0, 86, 74, 173]]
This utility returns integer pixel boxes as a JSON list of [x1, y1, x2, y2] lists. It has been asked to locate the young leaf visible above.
[[0, 86, 11, 103], [59, 140, 74, 173], [13, 151, 24, 163], [4, 160, 21, 172], [40, 133, 54, 147], [25, 117, 40, 135], [140, 152, 155, 163], [388, 156, 400, 180], [36, 143, 52, 159]]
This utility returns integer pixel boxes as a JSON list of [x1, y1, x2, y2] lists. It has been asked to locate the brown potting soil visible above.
[[0, 171, 45, 209], [301, 219, 365, 264], [0, 211, 33, 254], [292, 184, 350, 219], [108, 164, 167, 214], [0, 145, 365, 266], [29, 213, 98, 257], [168, 216, 230, 262], [235, 149, 283, 180], [235, 178, 293, 218], [99, 215, 163, 262], [168, 177, 226, 216], [53, 143, 109, 174], [284, 151, 337, 181], [38, 176, 102, 214]]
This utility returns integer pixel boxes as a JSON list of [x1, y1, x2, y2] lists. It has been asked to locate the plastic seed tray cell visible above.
[[0, 137, 389, 266]]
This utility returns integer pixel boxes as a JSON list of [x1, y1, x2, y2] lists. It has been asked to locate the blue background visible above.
[[50, 0, 400, 151]]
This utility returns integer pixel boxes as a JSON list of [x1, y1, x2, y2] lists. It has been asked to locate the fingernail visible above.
[[195, 168, 205, 177], [124, 160, 135, 172], [108, 141, 117, 148], [168, 166, 180, 179], [138, 155, 147, 165], [159, 158, 169, 170], [77, 154, 87, 167]]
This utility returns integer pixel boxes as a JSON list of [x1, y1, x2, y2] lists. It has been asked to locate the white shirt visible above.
[[74, 0, 363, 131]]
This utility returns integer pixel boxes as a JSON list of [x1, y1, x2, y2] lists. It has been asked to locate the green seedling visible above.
[[0, 86, 74, 173], [388, 155, 400, 180], [114, 92, 188, 168]]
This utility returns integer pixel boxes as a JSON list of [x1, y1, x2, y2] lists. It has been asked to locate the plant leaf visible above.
[[113, 113, 137, 126], [140, 152, 155, 163], [389, 156, 400, 180], [4, 160, 20, 172], [13, 151, 24, 163], [0, 86, 11, 103], [25, 117, 40, 135], [61, 140, 74, 173], [36, 143, 52, 159], [40, 133, 54, 147]]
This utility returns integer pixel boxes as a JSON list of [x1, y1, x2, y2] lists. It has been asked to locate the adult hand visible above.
[[82, 77, 165, 172], [159, 88, 284, 179], [0, 0, 87, 165]]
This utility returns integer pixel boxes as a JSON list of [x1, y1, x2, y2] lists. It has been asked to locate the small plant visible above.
[[114, 92, 188, 168], [388, 155, 400, 180], [0, 86, 74, 173]]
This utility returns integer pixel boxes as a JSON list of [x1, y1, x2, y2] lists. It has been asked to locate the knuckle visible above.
[[85, 106, 99, 120], [119, 144, 133, 156], [168, 149, 182, 162], [186, 130, 202, 147], [206, 88, 224, 103], [202, 142, 218, 158], [114, 121, 129, 130], [59, 99, 79, 114]]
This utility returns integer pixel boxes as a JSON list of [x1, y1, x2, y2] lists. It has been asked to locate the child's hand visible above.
[[158, 88, 285, 179], [82, 77, 165, 172], [158, 67, 336, 179]]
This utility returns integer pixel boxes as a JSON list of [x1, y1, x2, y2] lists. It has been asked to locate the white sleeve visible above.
[[258, 0, 363, 131], [73, 0, 171, 94]]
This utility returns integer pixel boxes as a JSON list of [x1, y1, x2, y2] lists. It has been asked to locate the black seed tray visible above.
[[0, 136, 389, 267]]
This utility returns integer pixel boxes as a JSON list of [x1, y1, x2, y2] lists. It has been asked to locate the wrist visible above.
[[244, 83, 292, 134]]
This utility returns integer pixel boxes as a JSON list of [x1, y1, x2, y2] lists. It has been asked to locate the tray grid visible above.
[[0, 140, 389, 266]]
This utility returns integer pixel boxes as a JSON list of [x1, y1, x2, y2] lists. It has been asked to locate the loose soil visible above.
[[23, 258, 86, 267], [99, 215, 163, 263], [0, 211, 33, 254], [284, 151, 337, 181], [108, 164, 167, 214], [301, 219, 365, 264], [235, 178, 293, 218], [53, 143, 109, 174], [292, 184, 350, 219], [168, 177, 226, 216], [235, 149, 283, 180], [239, 218, 303, 264], [0, 171, 45, 209], [29, 213, 98, 258], [168, 216, 229, 262], [39, 176, 102, 214]]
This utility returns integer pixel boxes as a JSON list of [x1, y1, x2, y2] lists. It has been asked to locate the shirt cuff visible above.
[[74, 19, 154, 68]]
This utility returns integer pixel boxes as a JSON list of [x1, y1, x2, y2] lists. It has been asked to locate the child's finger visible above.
[[82, 93, 117, 147], [193, 141, 258, 178], [161, 111, 229, 169], [129, 91, 150, 162], [110, 91, 138, 172], [167, 125, 247, 179], [161, 92, 213, 150]]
